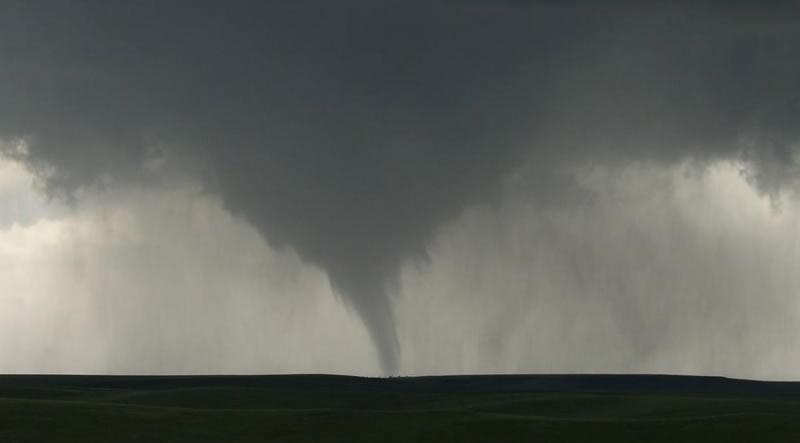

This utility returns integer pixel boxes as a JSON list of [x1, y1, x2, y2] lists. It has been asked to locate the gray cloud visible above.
[[1, 1, 799, 373], [397, 160, 800, 379], [0, 177, 378, 375]]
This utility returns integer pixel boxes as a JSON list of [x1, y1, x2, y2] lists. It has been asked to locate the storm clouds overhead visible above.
[[1, 1, 800, 376]]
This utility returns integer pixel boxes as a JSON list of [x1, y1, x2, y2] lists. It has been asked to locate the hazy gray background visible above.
[[1, 1, 800, 378], [3, 153, 800, 379]]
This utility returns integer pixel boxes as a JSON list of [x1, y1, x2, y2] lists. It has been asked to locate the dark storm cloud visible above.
[[1, 1, 799, 373]]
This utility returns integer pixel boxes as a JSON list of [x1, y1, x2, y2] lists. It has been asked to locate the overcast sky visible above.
[[1, 1, 800, 378]]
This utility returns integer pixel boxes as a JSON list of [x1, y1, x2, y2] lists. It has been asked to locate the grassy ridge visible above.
[[0, 375, 799, 441]]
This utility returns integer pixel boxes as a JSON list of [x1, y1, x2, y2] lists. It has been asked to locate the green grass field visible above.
[[1, 374, 799, 442]]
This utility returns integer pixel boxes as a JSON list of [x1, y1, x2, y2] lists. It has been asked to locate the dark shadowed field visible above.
[[1, 374, 799, 442]]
